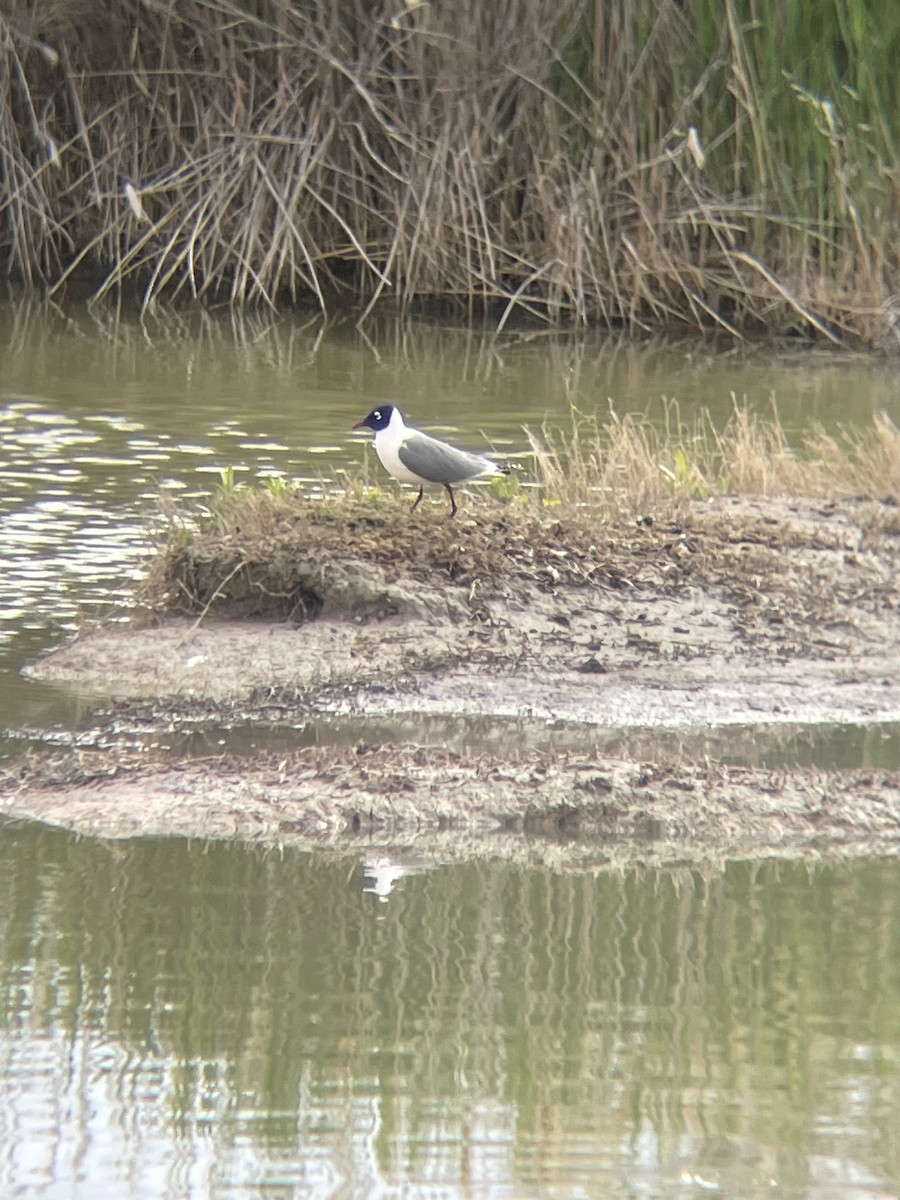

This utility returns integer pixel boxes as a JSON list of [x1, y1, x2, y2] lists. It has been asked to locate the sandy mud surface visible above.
[[2, 744, 900, 869], [5, 494, 900, 860]]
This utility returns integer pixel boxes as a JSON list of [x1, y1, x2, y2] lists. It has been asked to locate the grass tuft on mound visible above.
[[141, 406, 900, 621], [530, 403, 900, 509]]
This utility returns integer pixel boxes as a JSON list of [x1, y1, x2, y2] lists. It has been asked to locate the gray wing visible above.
[[398, 431, 495, 484]]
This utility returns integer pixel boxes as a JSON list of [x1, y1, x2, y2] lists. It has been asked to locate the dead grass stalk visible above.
[[0, 1, 897, 346], [528, 404, 900, 510]]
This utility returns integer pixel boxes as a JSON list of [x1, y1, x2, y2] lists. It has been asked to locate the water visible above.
[[1, 821, 900, 1199], [3, 299, 900, 1196], [1, 300, 899, 756]]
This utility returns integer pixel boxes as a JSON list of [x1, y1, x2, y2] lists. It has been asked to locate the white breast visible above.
[[374, 429, 426, 484]]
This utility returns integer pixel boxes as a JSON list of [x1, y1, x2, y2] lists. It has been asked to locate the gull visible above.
[[352, 403, 508, 517]]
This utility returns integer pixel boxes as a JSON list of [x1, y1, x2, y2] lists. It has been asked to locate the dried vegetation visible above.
[[0, 1, 898, 346], [530, 403, 900, 508]]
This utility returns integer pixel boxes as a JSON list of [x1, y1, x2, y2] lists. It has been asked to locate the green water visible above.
[[2, 819, 900, 1199], [3, 300, 900, 1196]]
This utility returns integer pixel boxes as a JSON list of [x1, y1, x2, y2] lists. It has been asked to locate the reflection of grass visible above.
[[11, 827, 897, 1166]]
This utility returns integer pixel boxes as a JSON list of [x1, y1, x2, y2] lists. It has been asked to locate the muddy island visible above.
[[4, 423, 900, 867]]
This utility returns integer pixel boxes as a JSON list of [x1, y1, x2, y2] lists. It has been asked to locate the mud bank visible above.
[[8, 494, 900, 858], [26, 494, 900, 727], [2, 746, 899, 868]]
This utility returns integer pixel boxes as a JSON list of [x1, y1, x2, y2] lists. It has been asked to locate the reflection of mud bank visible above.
[[7, 495, 900, 857]]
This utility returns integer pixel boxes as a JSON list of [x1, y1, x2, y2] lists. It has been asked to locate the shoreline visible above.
[[4, 493, 900, 860]]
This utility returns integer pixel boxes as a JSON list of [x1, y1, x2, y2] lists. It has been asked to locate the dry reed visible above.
[[528, 403, 900, 511], [0, 1, 898, 347]]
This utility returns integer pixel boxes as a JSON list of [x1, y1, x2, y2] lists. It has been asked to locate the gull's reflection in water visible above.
[[361, 853, 433, 902]]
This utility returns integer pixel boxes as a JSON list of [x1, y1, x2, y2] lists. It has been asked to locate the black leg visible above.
[[444, 483, 458, 517], [410, 485, 424, 513]]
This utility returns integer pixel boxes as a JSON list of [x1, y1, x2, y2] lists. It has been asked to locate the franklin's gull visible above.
[[352, 404, 508, 517]]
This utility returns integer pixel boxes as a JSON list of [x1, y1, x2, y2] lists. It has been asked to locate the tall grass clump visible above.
[[529, 404, 900, 512], [0, 0, 898, 347]]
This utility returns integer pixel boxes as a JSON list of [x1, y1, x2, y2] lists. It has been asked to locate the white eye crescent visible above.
[[374, 410, 382, 420]]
